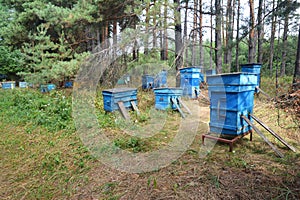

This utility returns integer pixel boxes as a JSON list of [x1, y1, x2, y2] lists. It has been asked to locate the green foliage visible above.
[[0, 89, 74, 132], [114, 136, 146, 153], [18, 24, 89, 84], [0, 46, 25, 74], [0, 0, 93, 80]]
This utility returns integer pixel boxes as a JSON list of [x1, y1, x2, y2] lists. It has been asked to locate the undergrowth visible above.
[[0, 89, 73, 132]]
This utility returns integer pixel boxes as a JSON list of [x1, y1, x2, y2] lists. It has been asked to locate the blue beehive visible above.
[[124, 74, 130, 84], [40, 84, 56, 93], [153, 88, 182, 110], [180, 67, 201, 98], [117, 78, 126, 85], [199, 73, 204, 83], [19, 82, 27, 88], [102, 88, 138, 112], [117, 74, 130, 85], [154, 70, 167, 88], [207, 72, 257, 136], [1, 81, 15, 89], [241, 63, 261, 93], [142, 75, 154, 89], [65, 81, 73, 88], [205, 69, 216, 76]]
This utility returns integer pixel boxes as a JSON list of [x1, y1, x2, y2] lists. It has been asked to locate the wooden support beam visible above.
[[199, 92, 210, 102], [241, 115, 284, 158], [256, 86, 272, 100], [171, 98, 186, 118], [177, 98, 192, 114], [130, 101, 140, 115], [250, 114, 296, 152], [117, 101, 130, 120]]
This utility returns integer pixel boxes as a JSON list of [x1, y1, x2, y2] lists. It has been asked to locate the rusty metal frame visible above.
[[202, 130, 253, 152]]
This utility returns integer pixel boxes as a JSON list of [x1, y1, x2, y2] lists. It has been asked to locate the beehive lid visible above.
[[240, 63, 262, 68], [142, 74, 153, 77], [102, 88, 137, 93], [180, 67, 200, 73], [153, 87, 182, 94], [207, 72, 257, 86]]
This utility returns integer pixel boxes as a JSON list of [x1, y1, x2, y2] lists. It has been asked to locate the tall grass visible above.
[[0, 89, 74, 132]]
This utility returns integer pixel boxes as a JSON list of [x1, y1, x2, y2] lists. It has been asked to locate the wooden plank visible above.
[[117, 101, 130, 120], [171, 98, 186, 118], [250, 114, 296, 152], [130, 101, 140, 115], [241, 115, 284, 158], [199, 93, 210, 102], [256, 86, 272, 100], [177, 98, 192, 114]]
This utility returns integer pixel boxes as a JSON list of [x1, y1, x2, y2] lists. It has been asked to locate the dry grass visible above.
[[1, 88, 299, 200], [72, 92, 300, 200]]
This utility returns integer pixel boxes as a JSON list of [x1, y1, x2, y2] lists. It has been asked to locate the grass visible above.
[[0, 77, 299, 199], [0, 89, 94, 199], [0, 123, 94, 199], [0, 89, 74, 132]]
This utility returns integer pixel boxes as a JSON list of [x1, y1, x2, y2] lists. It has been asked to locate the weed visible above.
[[225, 155, 248, 168], [272, 185, 296, 200], [101, 182, 118, 195], [147, 176, 158, 189], [208, 174, 220, 188], [113, 136, 146, 153]]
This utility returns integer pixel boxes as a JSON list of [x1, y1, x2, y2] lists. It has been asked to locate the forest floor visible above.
[[1, 81, 300, 200]]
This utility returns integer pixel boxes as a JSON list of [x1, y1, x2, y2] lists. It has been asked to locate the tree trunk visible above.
[[280, 0, 291, 77], [113, 19, 117, 58], [145, 2, 150, 55], [224, 0, 230, 68], [174, 0, 183, 69], [293, 24, 300, 85], [210, 2, 213, 70], [215, 0, 222, 74], [101, 22, 109, 48], [269, 0, 277, 75], [174, 0, 183, 86], [235, 0, 240, 71], [160, 6, 164, 60], [96, 27, 100, 47], [192, 0, 198, 66], [199, 0, 204, 67], [161, 0, 168, 60], [248, 0, 256, 63], [225, 0, 234, 72], [133, 19, 138, 61], [184, 0, 188, 65], [230, 0, 235, 70], [153, 0, 157, 49], [257, 0, 264, 64], [222, 0, 225, 49]]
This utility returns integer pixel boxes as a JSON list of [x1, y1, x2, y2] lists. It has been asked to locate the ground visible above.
[[72, 97, 300, 200], [0, 88, 299, 200]]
